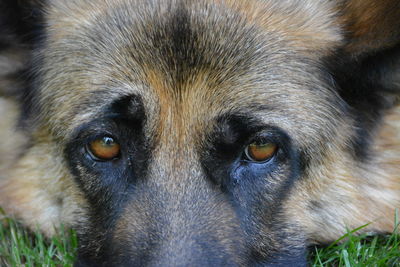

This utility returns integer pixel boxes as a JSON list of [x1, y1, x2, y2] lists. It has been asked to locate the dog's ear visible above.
[[328, 0, 400, 158], [336, 0, 400, 56], [332, 0, 400, 100], [0, 0, 44, 97]]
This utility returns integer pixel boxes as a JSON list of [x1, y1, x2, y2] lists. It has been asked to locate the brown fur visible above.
[[287, 105, 400, 244], [0, 0, 399, 265], [336, 0, 400, 55]]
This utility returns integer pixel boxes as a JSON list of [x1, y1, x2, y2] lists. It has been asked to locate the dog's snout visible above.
[[106, 177, 245, 267]]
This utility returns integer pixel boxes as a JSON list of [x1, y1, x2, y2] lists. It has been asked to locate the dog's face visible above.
[[1, 0, 399, 266], [33, 1, 347, 265]]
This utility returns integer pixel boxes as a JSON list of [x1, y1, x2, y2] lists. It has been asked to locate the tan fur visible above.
[[0, 98, 28, 177], [0, 129, 87, 235], [336, 0, 400, 54], [1, 0, 397, 235], [0, 0, 399, 264], [217, 0, 343, 53], [287, 105, 400, 243]]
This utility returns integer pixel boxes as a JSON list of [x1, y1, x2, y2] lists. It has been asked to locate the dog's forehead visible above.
[[38, 0, 344, 145]]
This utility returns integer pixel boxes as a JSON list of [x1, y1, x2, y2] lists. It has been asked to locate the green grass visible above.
[[309, 221, 400, 267], [1, 210, 399, 266], [0, 210, 78, 266]]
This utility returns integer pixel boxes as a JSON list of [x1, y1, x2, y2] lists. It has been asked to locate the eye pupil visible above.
[[103, 137, 114, 146], [245, 142, 277, 162], [88, 136, 120, 161]]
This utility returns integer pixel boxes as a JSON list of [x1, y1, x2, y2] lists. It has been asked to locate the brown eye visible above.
[[87, 136, 120, 161], [244, 142, 278, 162]]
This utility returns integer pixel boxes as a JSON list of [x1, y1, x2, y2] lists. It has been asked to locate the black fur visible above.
[[326, 43, 400, 161], [2, 1, 399, 266]]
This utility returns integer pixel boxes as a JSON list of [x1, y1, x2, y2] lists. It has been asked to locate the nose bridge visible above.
[[114, 88, 245, 264], [148, 135, 213, 221], [130, 133, 245, 266], [150, 103, 205, 188]]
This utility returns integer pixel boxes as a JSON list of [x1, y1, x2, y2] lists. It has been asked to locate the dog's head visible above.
[[1, 0, 399, 265]]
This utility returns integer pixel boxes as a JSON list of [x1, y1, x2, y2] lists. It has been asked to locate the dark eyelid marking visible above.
[[213, 113, 282, 145], [68, 94, 145, 141], [106, 94, 145, 119]]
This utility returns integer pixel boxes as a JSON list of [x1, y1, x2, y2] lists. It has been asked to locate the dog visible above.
[[0, 0, 399, 265]]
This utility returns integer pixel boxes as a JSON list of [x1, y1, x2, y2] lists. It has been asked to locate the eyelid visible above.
[[246, 132, 278, 146], [86, 133, 119, 143]]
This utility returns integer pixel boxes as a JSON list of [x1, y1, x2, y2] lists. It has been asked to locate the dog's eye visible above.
[[87, 136, 120, 161], [244, 142, 278, 162]]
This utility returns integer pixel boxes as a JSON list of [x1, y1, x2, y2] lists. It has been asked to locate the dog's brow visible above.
[[224, 104, 274, 119], [105, 94, 144, 118], [82, 92, 143, 117]]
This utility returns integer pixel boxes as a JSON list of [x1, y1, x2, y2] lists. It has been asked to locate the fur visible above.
[[0, 0, 399, 265]]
